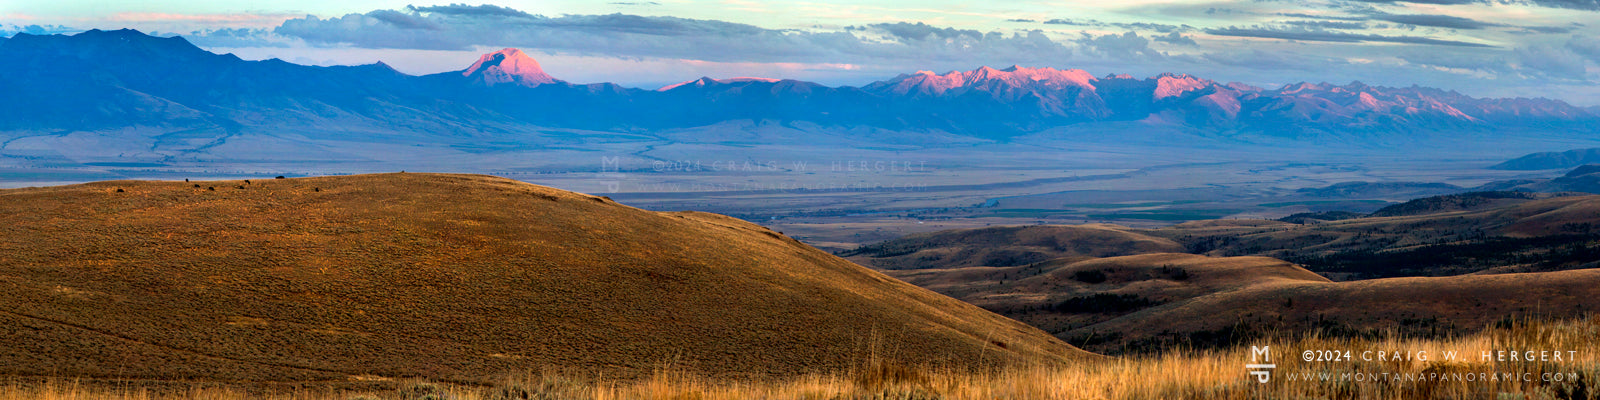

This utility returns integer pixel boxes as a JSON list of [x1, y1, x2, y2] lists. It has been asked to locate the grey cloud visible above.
[[1081, 31, 1145, 56], [2, 24, 80, 36], [366, 10, 443, 31], [23, 24, 76, 34], [272, 8, 1076, 65], [1043, 18, 1098, 26], [1399, 51, 1512, 72], [1040, 18, 1188, 33], [872, 22, 982, 41], [1517, 26, 1577, 34], [1202, 49, 1338, 71], [1007, 18, 1036, 23], [1517, 44, 1589, 79], [1077, 31, 1162, 60], [1275, 13, 1368, 22], [1279, 11, 1561, 33], [540, 13, 767, 37], [1282, 20, 1369, 30], [1144, 0, 1579, 43], [193, 27, 262, 37], [1370, 14, 1504, 30], [185, 27, 288, 48], [1376, 13, 1574, 36], [1120, 22, 1190, 33], [1343, 0, 1483, 4], [277, 14, 456, 49], [1569, 34, 1600, 63], [1153, 32, 1199, 46], [408, 4, 534, 18], [1514, 0, 1600, 11], [1205, 26, 1497, 47], [1339, 0, 1599, 11]]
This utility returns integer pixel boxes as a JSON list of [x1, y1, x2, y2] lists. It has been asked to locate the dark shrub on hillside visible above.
[[1073, 269, 1107, 284]]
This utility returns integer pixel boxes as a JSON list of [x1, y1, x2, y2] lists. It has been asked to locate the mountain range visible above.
[[2, 29, 1598, 142]]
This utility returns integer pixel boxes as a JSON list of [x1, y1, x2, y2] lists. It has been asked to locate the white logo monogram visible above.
[[1247, 346, 1275, 383]]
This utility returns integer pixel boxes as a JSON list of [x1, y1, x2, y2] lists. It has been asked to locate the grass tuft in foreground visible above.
[[4, 316, 1597, 400]]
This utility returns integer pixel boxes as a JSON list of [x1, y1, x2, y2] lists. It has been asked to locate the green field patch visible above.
[[83, 162, 168, 168], [1063, 200, 1205, 209], [0, 169, 123, 183], [974, 209, 1075, 218], [1257, 200, 1390, 208], [1087, 210, 1239, 221]]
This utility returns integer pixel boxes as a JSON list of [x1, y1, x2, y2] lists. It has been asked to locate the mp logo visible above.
[[1247, 346, 1275, 383]]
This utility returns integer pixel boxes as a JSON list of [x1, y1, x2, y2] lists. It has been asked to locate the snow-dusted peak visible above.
[[462, 48, 557, 87], [866, 65, 1098, 96], [1153, 73, 1213, 100], [657, 76, 781, 91]]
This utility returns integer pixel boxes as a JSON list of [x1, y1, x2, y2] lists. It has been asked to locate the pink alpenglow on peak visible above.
[[1153, 73, 1214, 100], [461, 48, 557, 87], [868, 65, 1097, 97]]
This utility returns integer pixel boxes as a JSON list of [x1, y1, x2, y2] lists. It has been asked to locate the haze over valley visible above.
[[6, 30, 1600, 249]]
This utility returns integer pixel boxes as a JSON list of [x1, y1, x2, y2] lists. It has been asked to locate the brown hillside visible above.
[[1156, 194, 1600, 278], [0, 173, 1090, 384], [888, 249, 1600, 354], [1163, 194, 1600, 253], [892, 253, 1325, 302], [1081, 269, 1600, 352], [841, 224, 1183, 270], [854, 196, 1600, 353], [889, 253, 1331, 351]]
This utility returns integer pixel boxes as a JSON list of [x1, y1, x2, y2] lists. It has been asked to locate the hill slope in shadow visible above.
[[855, 196, 1600, 353]]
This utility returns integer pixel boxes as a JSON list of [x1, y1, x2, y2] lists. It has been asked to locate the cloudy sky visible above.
[[4, 1, 1600, 105]]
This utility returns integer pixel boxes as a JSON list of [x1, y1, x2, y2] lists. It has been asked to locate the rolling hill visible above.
[[1164, 193, 1600, 278], [886, 253, 1328, 350], [1076, 266, 1600, 353], [840, 224, 1184, 270], [0, 173, 1089, 384], [1491, 148, 1600, 170], [850, 194, 1600, 353], [1476, 164, 1600, 194]]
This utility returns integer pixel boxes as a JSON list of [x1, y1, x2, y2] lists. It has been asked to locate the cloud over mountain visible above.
[[16, 1, 1600, 106], [1203, 26, 1497, 47], [1077, 32, 1164, 60], [270, 9, 1076, 66]]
